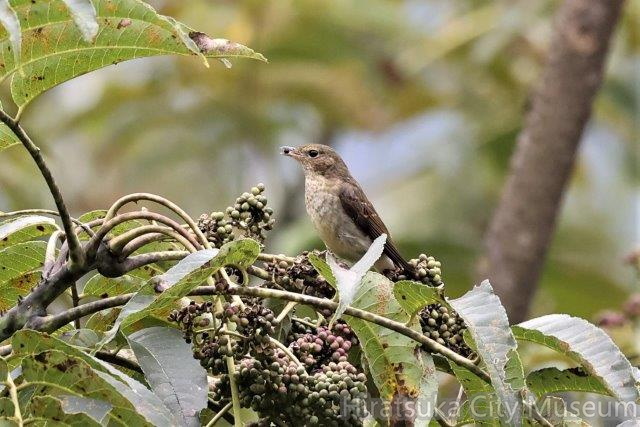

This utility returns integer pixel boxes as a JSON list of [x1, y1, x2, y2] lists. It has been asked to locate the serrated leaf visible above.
[[448, 280, 524, 425], [0, 215, 57, 248], [82, 274, 143, 298], [128, 327, 207, 427], [0, 241, 45, 310], [327, 234, 386, 324], [526, 367, 610, 397], [99, 239, 259, 346], [0, 0, 266, 108], [515, 314, 640, 402], [28, 395, 103, 426], [12, 330, 176, 426], [393, 280, 446, 317], [345, 272, 437, 425]]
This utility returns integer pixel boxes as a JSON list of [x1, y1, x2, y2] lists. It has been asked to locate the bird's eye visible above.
[[308, 150, 319, 158]]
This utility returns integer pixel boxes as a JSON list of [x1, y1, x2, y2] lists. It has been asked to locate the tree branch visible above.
[[478, 0, 626, 322], [0, 112, 85, 269]]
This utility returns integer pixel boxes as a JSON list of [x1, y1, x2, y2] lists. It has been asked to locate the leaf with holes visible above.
[[0, 241, 45, 310], [448, 280, 524, 425], [12, 330, 176, 426], [345, 272, 438, 425], [128, 327, 208, 427], [515, 314, 640, 403], [0, 215, 57, 249], [526, 367, 611, 397], [28, 395, 103, 426], [0, 0, 266, 109], [393, 280, 446, 318], [82, 274, 143, 297]]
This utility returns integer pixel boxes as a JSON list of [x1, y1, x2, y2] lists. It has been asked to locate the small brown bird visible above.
[[282, 143, 412, 273]]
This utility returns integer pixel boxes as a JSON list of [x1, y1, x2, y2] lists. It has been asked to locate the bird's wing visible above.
[[339, 182, 411, 271]]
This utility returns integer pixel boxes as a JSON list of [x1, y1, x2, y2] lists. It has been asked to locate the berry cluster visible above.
[[387, 253, 443, 286], [263, 251, 335, 316], [289, 324, 357, 371], [419, 303, 472, 357], [198, 183, 275, 247]]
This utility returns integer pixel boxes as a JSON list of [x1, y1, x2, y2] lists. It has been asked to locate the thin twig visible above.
[[257, 253, 295, 264], [275, 301, 297, 323], [269, 336, 303, 368], [0, 110, 84, 269], [70, 281, 81, 329], [247, 265, 270, 280], [206, 401, 232, 427], [94, 351, 143, 374]]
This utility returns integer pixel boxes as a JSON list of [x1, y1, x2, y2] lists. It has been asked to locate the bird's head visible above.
[[281, 144, 348, 177]]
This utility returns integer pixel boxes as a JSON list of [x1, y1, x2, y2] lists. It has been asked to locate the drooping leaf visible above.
[[127, 327, 208, 427], [21, 350, 155, 426], [58, 329, 102, 349], [0, 215, 57, 248], [0, 0, 20, 66], [12, 330, 176, 426], [0, 241, 46, 310], [327, 234, 387, 323], [393, 280, 446, 318], [448, 280, 524, 425], [0, 0, 266, 109], [345, 271, 438, 425], [82, 274, 143, 298], [28, 395, 103, 426], [526, 367, 611, 397], [515, 314, 640, 402]]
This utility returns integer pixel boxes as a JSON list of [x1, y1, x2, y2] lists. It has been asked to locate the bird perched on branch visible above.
[[281, 144, 413, 274]]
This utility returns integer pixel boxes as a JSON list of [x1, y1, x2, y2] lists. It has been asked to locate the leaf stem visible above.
[[206, 401, 232, 427], [109, 225, 197, 254], [0, 110, 84, 269], [5, 364, 23, 426]]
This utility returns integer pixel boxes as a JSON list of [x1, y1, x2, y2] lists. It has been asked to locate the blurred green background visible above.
[[0, 0, 637, 320]]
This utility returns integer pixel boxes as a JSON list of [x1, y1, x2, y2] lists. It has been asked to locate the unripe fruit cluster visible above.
[[387, 253, 443, 286], [198, 183, 275, 247], [263, 251, 335, 317], [419, 303, 472, 357]]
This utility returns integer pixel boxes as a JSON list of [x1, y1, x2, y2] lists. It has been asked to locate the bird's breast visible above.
[[304, 175, 371, 261]]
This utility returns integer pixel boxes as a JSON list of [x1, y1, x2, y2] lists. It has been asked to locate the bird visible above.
[[281, 143, 413, 274]]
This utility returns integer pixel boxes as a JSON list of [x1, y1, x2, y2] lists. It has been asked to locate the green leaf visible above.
[[393, 280, 446, 317], [515, 314, 640, 402], [100, 239, 259, 345], [0, 215, 57, 249], [0, 1, 20, 66], [0, 241, 46, 310], [345, 272, 438, 424], [0, 0, 266, 109], [448, 280, 524, 425], [84, 307, 120, 333], [28, 395, 102, 426], [526, 367, 610, 397], [58, 329, 102, 349], [127, 327, 208, 427], [0, 398, 14, 418], [12, 330, 176, 426], [58, 395, 112, 424], [82, 274, 143, 298], [308, 253, 336, 288], [0, 121, 19, 154]]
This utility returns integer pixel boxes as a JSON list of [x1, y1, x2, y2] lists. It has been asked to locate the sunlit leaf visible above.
[[82, 274, 143, 298], [393, 280, 446, 317], [0, 0, 266, 108], [526, 367, 611, 397], [448, 280, 524, 425]]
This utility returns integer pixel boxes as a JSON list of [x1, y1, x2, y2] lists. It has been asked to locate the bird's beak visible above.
[[280, 146, 298, 158]]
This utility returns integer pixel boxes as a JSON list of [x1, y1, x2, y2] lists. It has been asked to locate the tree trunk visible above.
[[478, 0, 626, 323]]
